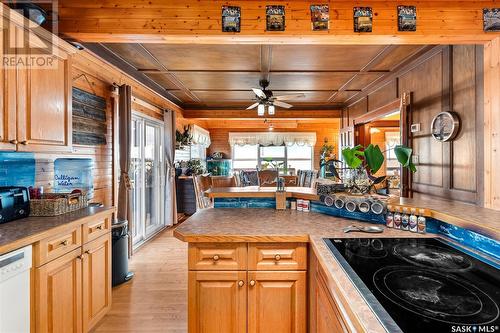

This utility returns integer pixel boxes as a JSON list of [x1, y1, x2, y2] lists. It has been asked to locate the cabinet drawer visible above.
[[189, 243, 247, 270], [82, 217, 111, 244], [248, 243, 307, 270], [35, 226, 82, 267]]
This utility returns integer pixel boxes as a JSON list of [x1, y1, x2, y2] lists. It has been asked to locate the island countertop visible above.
[[206, 186, 500, 240]]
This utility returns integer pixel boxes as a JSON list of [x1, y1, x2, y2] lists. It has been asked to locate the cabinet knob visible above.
[[212, 255, 220, 261], [9, 139, 18, 145], [77, 254, 85, 260], [85, 250, 91, 255], [61, 240, 69, 246], [20, 140, 28, 145], [274, 254, 281, 261], [96, 225, 103, 230], [238, 280, 244, 287], [249, 280, 256, 287]]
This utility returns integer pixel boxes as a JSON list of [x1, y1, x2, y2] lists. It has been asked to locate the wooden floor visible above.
[[92, 228, 188, 332]]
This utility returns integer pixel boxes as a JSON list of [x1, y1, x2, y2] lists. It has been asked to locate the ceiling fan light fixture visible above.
[[268, 105, 275, 115], [257, 104, 265, 116]]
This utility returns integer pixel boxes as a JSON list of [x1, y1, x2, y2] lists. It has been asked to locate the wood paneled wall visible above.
[[55, 1, 498, 45], [206, 121, 340, 170], [344, 45, 482, 204]]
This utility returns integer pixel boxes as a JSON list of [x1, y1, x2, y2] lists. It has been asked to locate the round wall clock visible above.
[[430, 111, 460, 142]]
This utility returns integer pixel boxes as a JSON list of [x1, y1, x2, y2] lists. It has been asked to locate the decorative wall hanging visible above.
[[310, 4, 329, 31], [222, 6, 241, 32], [483, 8, 500, 32], [353, 7, 372, 32], [72, 87, 107, 145], [397, 5, 416, 31], [431, 111, 460, 142], [266, 5, 285, 31]]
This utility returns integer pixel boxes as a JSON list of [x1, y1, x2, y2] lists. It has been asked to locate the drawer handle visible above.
[[61, 240, 69, 246], [238, 280, 244, 287], [249, 280, 256, 287], [212, 255, 220, 261], [274, 254, 281, 261], [96, 225, 103, 230]]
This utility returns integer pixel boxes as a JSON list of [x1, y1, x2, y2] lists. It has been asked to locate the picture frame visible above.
[[266, 5, 285, 31], [483, 8, 500, 32], [353, 7, 372, 32], [222, 6, 241, 32], [311, 4, 329, 31], [398, 5, 416, 32]]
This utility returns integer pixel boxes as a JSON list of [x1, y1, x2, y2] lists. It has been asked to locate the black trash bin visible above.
[[112, 220, 134, 286]]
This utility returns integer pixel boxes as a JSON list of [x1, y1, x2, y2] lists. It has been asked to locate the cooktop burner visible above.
[[324, 238, 500, 333]]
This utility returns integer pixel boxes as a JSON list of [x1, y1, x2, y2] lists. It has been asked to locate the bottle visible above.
[[385, 205, 394, 228], [409, 208, 418, 233], [401, 207, 409, 231], [417, 209, 426, 234], [393, 207, 402, 229]]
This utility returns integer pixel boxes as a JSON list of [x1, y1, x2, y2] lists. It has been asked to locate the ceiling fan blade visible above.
[[246, 102, 260, 110], [274, 101, 293, 109], [252, 88, 266, 99], [274, 93, 306, 101]]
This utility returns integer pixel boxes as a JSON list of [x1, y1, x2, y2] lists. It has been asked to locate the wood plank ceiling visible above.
[[94, 43, 430, 110]]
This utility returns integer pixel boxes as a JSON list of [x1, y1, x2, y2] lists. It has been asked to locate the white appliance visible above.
[[0, 245, 32, 333]]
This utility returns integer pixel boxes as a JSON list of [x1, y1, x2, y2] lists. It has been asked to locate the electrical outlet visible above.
[[412, 155, 419, 165], [410, 123, 421, 133]]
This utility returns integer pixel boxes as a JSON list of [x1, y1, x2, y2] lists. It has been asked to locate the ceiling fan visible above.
[[246, 79, 305, 116]]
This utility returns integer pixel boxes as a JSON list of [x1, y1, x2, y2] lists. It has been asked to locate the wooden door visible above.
[[314, 271, 350, 333], [16, 50, 72, 152], [0, 27, 17, 150], [82, 233, 112, 332], [188, 271, 247, 333], [35, 248, 83, 333], [248, 271, 306, 333]]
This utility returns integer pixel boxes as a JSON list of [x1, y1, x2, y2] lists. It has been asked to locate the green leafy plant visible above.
[[175, 125, 192, 149], [186, 159, 205, 176]]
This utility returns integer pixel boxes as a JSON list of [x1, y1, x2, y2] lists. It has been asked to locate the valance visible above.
[[229, 132, 316, 147], [190, 125, 211, 148]]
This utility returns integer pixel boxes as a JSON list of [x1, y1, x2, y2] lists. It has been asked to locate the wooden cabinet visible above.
[[82, 234, 112, 332], [188, 242, 307, 333], [248, 271, 306, 333], [33, 213, 113, 333], [0, 29, 17, 150], [188, 271, 247, 333], [35, 248, 83, 333]]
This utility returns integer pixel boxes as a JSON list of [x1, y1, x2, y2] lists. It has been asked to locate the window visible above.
[[232, 144, 313, 172]]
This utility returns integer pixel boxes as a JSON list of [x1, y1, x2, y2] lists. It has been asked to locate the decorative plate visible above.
[[431, 112, 460, 142]]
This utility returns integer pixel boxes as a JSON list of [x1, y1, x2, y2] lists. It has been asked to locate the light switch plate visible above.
[[410, 123, 421, 133], [412, 155, 419, 164]]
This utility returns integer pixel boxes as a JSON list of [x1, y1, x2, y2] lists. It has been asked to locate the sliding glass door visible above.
[[131, 114, 165, 248]]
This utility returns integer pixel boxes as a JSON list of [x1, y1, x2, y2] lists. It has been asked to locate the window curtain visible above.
[[164, 110, 177, 226], [228, 132, 316, 147], [117, 85, 132, 251], [190, 124, 211, 148]]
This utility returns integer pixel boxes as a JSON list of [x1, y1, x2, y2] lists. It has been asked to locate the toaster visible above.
[[0, 187, 30, 224]]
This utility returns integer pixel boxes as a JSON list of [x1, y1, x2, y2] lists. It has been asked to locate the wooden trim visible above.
[[183, 109, 341, 119], [353, 99, 400, 125]]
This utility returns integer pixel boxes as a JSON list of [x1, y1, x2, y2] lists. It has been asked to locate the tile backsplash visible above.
[[0, 152, 36, 187]]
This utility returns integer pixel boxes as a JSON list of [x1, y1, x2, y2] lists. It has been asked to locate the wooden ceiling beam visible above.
[[183, 109, 341, 119]]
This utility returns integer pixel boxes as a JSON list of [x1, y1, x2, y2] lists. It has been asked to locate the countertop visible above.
[[0, 206, 115, 255], [206, 187, 500, 240], [174, 208, 433, 332]]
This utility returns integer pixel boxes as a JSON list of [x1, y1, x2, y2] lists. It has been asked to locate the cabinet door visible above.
[[0, 28, 17, 150], [16, 51, 72, 152], [188, 271, 247, 333], [82, 233, 112, 332], [35, 248, 82, 333], [248, 271, 306, 333]]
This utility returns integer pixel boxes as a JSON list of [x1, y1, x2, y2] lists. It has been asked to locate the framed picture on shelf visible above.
[[353, 7, 372, 32], [397, 5, 416, 31], [311, 4, 329, 31], [222, 6, 241, 32], [483, 8, 500, 32], [266, 5, 285, 31]]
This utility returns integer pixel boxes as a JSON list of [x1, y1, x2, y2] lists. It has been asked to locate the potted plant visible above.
[[185, 159, 205, 176], [175, 126, 193, 150]]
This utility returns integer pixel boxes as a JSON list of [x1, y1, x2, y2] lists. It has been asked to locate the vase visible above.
[[345, 167, 372, 195]]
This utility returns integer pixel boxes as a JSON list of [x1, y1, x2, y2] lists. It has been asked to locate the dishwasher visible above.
[[0, 245, 32, 333]]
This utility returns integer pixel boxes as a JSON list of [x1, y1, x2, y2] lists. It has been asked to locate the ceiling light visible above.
[[268, 105, 275, 115], [257, 104, 265, 116]]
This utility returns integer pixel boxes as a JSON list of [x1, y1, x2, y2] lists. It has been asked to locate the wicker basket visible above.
[[30, 192, 88, 216]]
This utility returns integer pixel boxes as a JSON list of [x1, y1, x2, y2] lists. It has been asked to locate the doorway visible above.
[[130, 113, 165, 248]]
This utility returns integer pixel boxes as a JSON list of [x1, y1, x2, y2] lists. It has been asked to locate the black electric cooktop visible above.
[[324, 238, 500, 333]]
